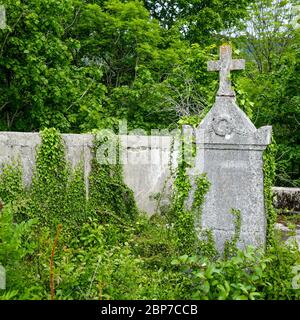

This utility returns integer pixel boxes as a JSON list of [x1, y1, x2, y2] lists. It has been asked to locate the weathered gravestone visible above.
[[190, 45, 272, 253]]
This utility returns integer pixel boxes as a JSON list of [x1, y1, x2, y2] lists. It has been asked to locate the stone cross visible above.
[[207, 45, 245, 97], [191, 44, 272, 253]]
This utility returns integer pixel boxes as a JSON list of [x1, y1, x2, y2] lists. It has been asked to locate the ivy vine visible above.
[[0, 128, 138, 232], [169, 128, 211, 255], [88, 133, 138, 222], [263, 136, 277, 246], [224, 209, 242, 259]]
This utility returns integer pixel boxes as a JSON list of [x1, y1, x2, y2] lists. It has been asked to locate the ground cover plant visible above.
[[0, 128, 299, 300]]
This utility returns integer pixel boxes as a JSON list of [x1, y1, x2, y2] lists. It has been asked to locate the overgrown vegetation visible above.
[[264, 138, 278, 245], [0, 0, 299, 301], [0, 128, 299, 300]]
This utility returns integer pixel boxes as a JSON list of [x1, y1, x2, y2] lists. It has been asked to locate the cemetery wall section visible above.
[[0, 132, 177, 214], [0, 131, 297, 216]]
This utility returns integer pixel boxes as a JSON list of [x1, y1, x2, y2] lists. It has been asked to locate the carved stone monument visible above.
[[192, 45, 272, 253]]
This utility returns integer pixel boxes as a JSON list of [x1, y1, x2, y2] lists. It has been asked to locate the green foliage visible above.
[[0, 204, 36, 295], [0, 137, 300, 299], [168, 142, 211, 255], [44, 219, 142, 300], [0, 161, 23, 204], [169, 161, 193, 253], [0, 204, 35, 266], [224, 209, 242, 259], [235, 1, 300, 186], [238, 58, 300, 186], [172, 242, 300, 300], [0, 0, 219, 132], [0, 0, 106, 132], [34, 128, 68, 188], [65, 164, 87, 225], [234, 87, 254, 120], [144, 0, 252, 43], [239, 0, 298, 74], [262, 237, 300, 299], [132, 214, 177, 269], [192, 174, 211, 215], [88, 133, 138, 222], [197, 229, 218, 261], [263, 138, 277, 245], [75, 2, 216, 131], [31, 128, 68, 222]]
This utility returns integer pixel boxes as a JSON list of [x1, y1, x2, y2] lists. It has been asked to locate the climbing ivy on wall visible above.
[[224, 209, 242, 259], [168, 135, 211, 255], [192, 174, 211, 222], [263, 137, 277, 246], [170, 160, 193, 253], [0, 161, 24, 205], [30, 128, 72, 227], [88, 134, 138, 222], [0, 128, 138, 232]]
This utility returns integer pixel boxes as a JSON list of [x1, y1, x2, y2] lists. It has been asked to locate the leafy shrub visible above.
[[171, 242, 300, 300], [0, 204, 36, 298]]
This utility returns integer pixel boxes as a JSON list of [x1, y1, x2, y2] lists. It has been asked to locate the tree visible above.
[[240, 0, 299, 73], [71, 0, 216, 130], [235, 0, 300, 186], [0, 0, 106, 132], [143, 0, 252, 44]]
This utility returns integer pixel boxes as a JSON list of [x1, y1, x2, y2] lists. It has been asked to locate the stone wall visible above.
[[1, 131, 299, 217], [0, 131, 177, 215]]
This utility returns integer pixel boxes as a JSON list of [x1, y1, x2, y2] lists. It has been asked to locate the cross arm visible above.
[[231, 59, 245, 70], [207, 60, 221, 71]]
